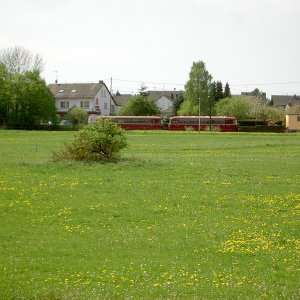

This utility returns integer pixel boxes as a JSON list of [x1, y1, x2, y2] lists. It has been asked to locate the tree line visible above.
[[0, 46, 291, 128], [0, 46, 56, 129], [119, 60, 287, 125]]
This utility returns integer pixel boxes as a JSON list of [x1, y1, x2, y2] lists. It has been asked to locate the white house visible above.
[[49, 81, 118, 122], [148, 90, 185, 117]]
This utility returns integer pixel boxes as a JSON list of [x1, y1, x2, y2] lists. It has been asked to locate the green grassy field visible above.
[[0, 130, 299, 299]]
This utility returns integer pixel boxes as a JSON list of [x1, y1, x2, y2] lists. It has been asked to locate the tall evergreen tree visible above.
[[138, 83, 149, 97], [216, 81, 224, 101], [224, 82, 231, 98]]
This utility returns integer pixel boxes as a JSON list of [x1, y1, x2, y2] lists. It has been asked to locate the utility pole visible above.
[[109, 77, 112, 115], [209, 94, 212, 131], [198, 97, 201, 132]]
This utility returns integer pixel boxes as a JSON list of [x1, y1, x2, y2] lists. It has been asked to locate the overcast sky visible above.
[[1, 0, 300, 97]]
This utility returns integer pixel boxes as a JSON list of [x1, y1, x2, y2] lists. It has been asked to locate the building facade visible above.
[[49, 81, 118, 122]]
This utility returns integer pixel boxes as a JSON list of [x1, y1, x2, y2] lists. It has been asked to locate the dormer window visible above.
[[58, 89, 64, 93], [71, 89, 77, 93]]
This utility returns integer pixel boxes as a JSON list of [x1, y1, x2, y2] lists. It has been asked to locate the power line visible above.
[[111, 78, 185, 86], [107, 77, 300, 88], [230, 81, 300, 87]]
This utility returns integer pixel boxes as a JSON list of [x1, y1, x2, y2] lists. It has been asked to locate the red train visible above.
[[100, 116, 163, 130], [168, 116, 238, 132], [99, 116, 238, 132]]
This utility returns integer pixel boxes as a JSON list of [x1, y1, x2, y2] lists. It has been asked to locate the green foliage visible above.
[[216, 81, 224, 100], [0, 46, 56, 128], [66, 106, 88, 127], [178, 99, 199, 116], [0, 64, 10, 126], [223, 82, 231, 98], [250, 100, 285, 124], [57, 119, 128, 161], [138, 83, 150, 97], [172, 94, 184, 115], [215, 97, 285, 124], [183, 61, 213, 115], [215, 97, 252, 120], [4, 71, 56, 128], [118, 95, 160, 116]]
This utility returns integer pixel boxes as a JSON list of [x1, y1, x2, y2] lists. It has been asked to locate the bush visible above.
[[54, 119, 128, 161]]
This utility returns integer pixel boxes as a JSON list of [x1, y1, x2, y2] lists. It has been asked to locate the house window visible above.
[[111, 105, 115, 113], [104, 103, 108, 109], [80, 101, 90, 108], [101, 89, 106, 98], [297, 116, 300, 122], [60, 101, 69, 109]]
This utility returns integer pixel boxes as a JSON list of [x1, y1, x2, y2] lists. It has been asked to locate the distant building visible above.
[[241, 91, 266, 100], [113, 94, 132, 114], [49, 81, 118, 122], [148, 90, 185, 117], [271, 95, 300, 107]]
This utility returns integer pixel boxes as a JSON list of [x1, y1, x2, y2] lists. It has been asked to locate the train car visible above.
[[99, 116, 163, 130], [168, 116, 238, 132]]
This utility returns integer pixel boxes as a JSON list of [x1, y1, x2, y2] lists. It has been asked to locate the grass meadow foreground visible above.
[[0, 130, 299, 299]]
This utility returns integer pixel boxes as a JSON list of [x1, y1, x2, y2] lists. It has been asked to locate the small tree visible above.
[[55, 119, 128, 161], [66, 106, 88, 127], [118, 95, 160, 116]]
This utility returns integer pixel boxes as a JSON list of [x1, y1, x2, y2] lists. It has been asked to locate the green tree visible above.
[[172, 94, 184, 115], [0, 47, 55, 129], [0, 64, 10, 126], [215, 97, 252, 120], [138, 83, 150, 97], [215, 96, 285, 124], [178, 99, 199, 116], [66, 106, 88, 127], [6, 71, 56, 128], [216, 81, 224, 101], [223, 82, 231, 98], [183, 61, 213, 115], [118, 95, 160, 116]]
